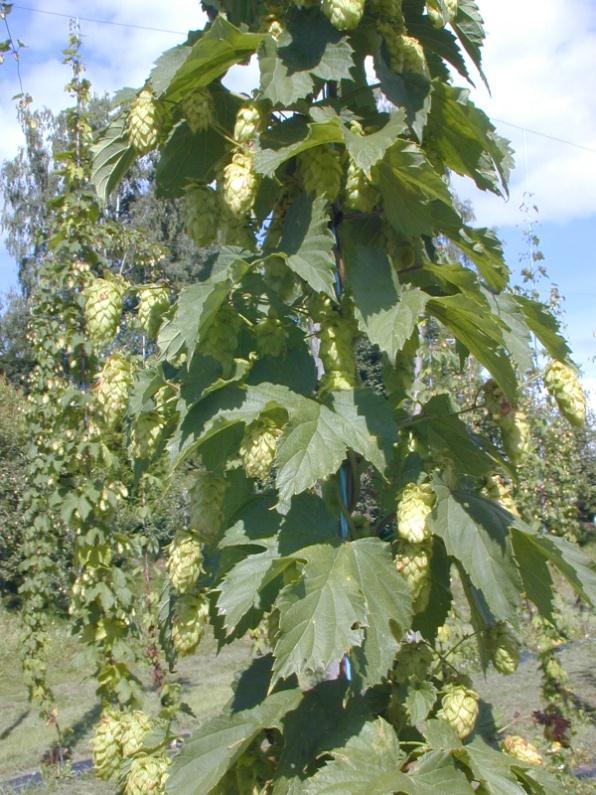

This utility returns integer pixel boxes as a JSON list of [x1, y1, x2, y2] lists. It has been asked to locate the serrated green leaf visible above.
[[484, 292, 533, 373], [431, 486, 521, 620], [278, 195, 336, 297], [254, 116, 343, 177], [343, 111, 407, 175], [259, 36, 315, 107], [166, 689, 302, 794], [512, 295, 572, 362], [90, 114, 136, 202], [407, 17, 471, 85], [283, 8, 354, 82], [405, 680, 438, 724], [452, 0, 488, 88], [374, 51, 432, 141], [150, 42, 192, 96], [376, 140, 460, 237], [454, 739, 528, 795], [448, 225, 510, 292]]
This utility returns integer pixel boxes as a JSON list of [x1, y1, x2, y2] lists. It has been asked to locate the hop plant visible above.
[[189, 470, 227, 544], [345, 158, 379, 212], [222, 151, 258, 216], [92, 709, 123, 780], [501, 735, 543, 766], [182, 87, 213, 133], [378, 26, 427, 74], [167, 532, 203, 593], [172, 594, 209, 656], [94, 353, 135, 426], [137, 285, 169, 339], [128, 89, 162, 154], [184, 185, 219, 248], [484, 474, 519, 517], [317, 300, 358, 395], [321, 0, 365, 30], [131, 411, 164, 460], [544, 360, 586, 427], [395, 542, 432, 612], [438, 684, 479, 739], [488, 622, 520, 675], [199, 303, 242, 370], [234, 104, 262, 143], [396, 482, 435, 543], [240, 417, 283, 480], [124, 755, 170, 795], [120, 710, 153, 758], [393, 641, 434, 684], [299, 145, 343, 202], [83, 277, 126, 347], [255, 316, 287, 358]]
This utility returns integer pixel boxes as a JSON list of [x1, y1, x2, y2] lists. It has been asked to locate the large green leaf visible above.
[[484, 292, 533, 373], [163, 17, 263, 102], [343, 111, 407, 174], [431, 486, 521, 620], [166, 689, 302, 794], [452, 0, 488, 88], [447, 225, 510, 292], [376, 140, 460, 236], [254, 117, 343, 177], [509, 529, 555, 621], [455, 739, 536, 795], [342, 228, 429, 364], [272, 538, 410, 686], [513, 295, 572, 362], [259, 36, 315, 107], [90, 115, 136, 203], [278, 195, 336, 298], [282, 8, 355, 82], [373, 49, 432, 142], [149, 42, 193, 96]]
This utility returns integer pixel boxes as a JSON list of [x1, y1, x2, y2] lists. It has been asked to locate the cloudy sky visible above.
[[0, 0, 594, 399]]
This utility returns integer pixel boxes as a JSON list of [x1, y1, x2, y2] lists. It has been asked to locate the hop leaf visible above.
[[299, 145, 343, 202], [239, 417, 283, 480], [172, 594, 209, 656], [321, 0, 365, 30], [128, 89, 162, 154], [94, 353, 135, 426], [438, 684, 479, 739], [184, 185, 219, 248], [137, 285, 170, 339], [84, 277, 126, 347], [396, 482, 435, 543], [120, 710, 153, 758], [92, 709, 123, 780], [544, 360, 586, 427], [167, 532, 203, 593], [222, 151, 258, 216], [124, 755, 170, 795], [182, 87, 213, 133], [501, 735, 543, 766]]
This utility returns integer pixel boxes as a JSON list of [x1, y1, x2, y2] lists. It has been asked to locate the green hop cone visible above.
[[544, 360, 586, 427], [222, 151, 258, 216], [92, 709, 123, 780], [198, 303, 242, 371], [128, 89, 162, 154], [94, 353, 135, 426], [438, 684, 479, 739], [378, 26, 427, 73], [317, 300, 358, 395], [500, 409, 531, 465], [393, 641, 434, 684], [184, 184, 219, 248], [182, 87, 213, 133], [84, 277, 126, 347], [166, 532, 203, 593], [482, 378, 512, 421], [395, 542, 432, 612], [219, 203, 257, 249], [299, 145, 343, 201], [240, 418, 283, 480], [396, 482, 435, 543], [501, 735, 543, 766], [321, 0, 365, 30], [120, 711, 153, 758], [189, 470, 227, 544], [256, 316, 287, 358], [137, 285, 169, 339], [345, 158, 379, 212], [131, 411, 164, 460], [172, 594, 209, 656], [124, 755, 170, 795], [427, 0, 458, 27], [483, 474, 519, 517], [488, 622, 520, 675], [234, 104, 262, 143]]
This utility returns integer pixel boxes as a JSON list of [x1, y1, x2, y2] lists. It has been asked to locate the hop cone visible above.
[[120, 711, 153, 758], [395, 542, 432, 612], [128, 89, 161, 154], [184, 185, 219, 247], [240, 418, 283, 480], [92, 709, 123, 780], [137, 285, 169, 339], [167, 532, 202, 593], [427, 0, 458, 27], [317, 301, 358, 395], [501, 735, 543, 766], [256, 316, 287, 358], [482, 379, 512, 421], [501, 409, 531, 465], [199, 303, 242, 369], [234, 104, 262, 143], [484, 474, 519, 517], [172, 594, 209, 656], [299, 145, 343, 201], [125, 755, 170, 795], [94, 353, 135, 426], [182, 87, 213, 133], [544, 361, 586, 427], [345, 158, 379, 212], [189, 470, 227, 544], [222, 151, 258, 216], [378, 26, 426, 73], [131, 411, 164, 460], [438, 684, 479, 739], [393, 641, 434, 684], [488, 622, 520, 675], [84, 277, 126, 347], [396, 482, 435, 543], [321, 0, 365, 30]]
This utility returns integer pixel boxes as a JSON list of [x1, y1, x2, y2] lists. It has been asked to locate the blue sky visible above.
[[0, 1, 594, 400]]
